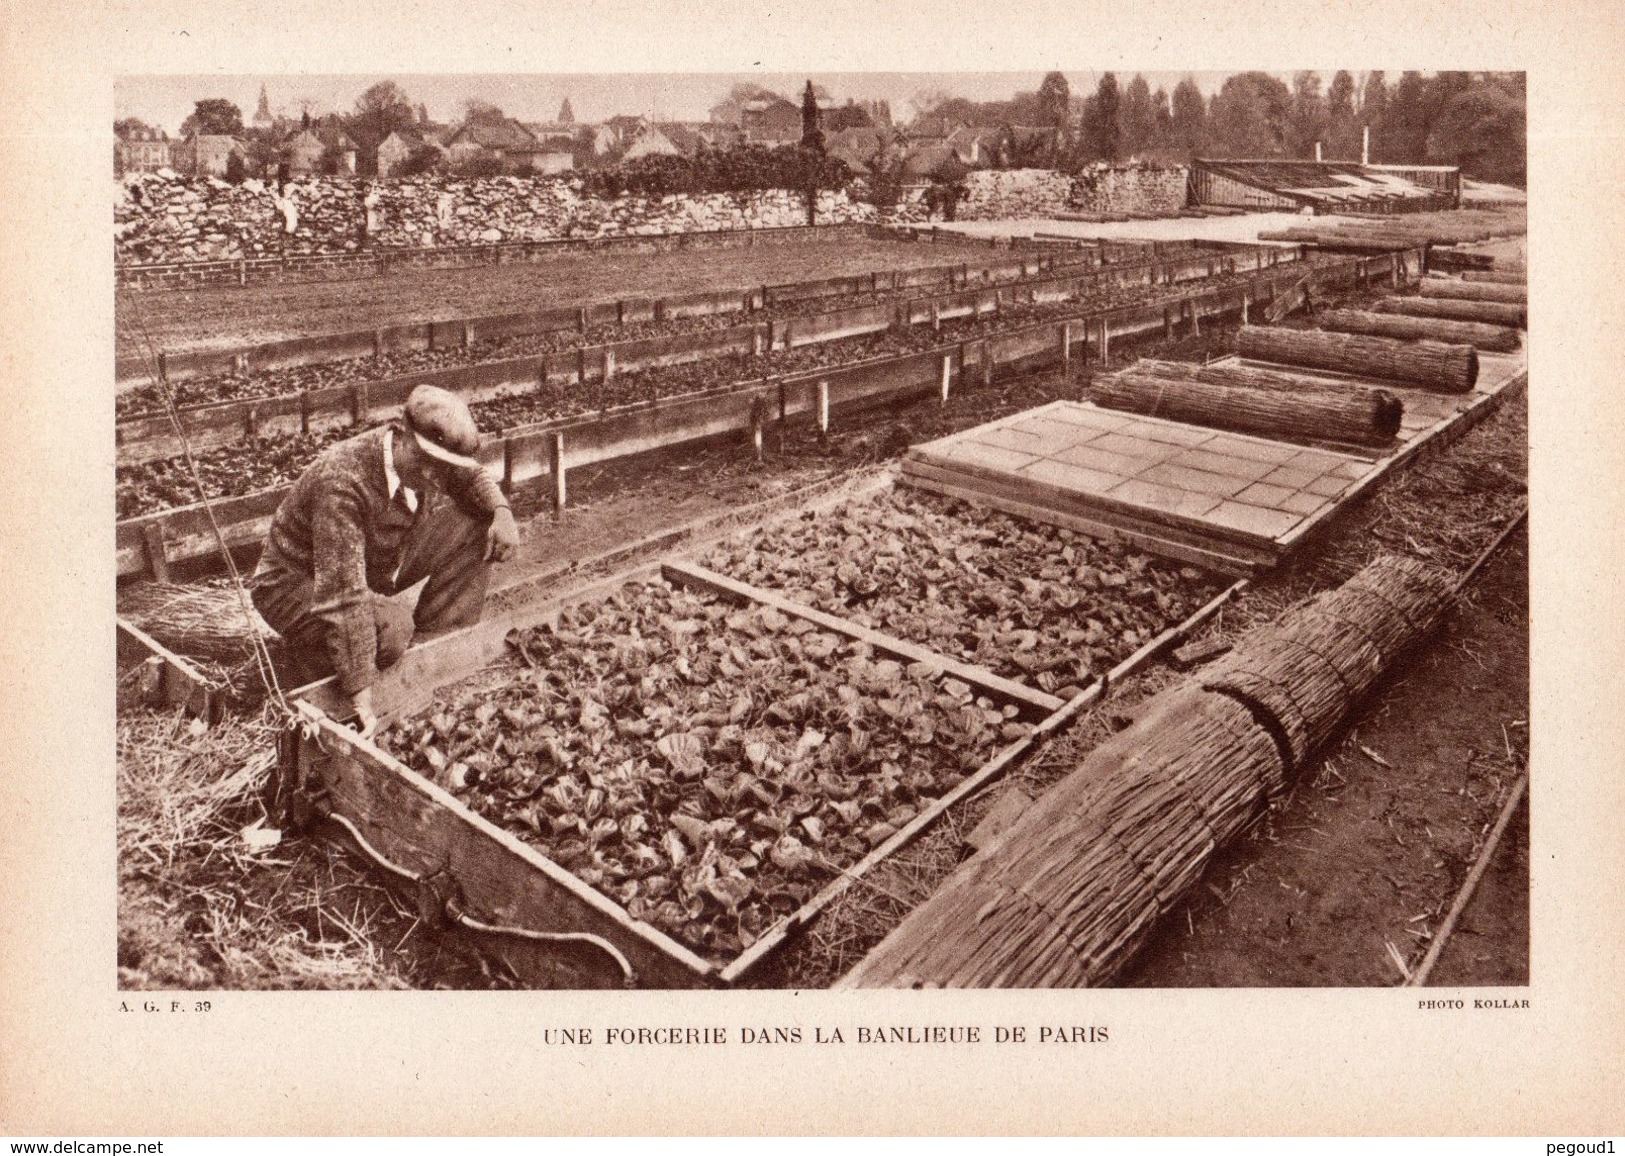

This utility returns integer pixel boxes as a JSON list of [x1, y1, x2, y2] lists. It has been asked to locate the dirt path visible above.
[[115, 236, 995, 356], [1120, 524, 1529, 988]]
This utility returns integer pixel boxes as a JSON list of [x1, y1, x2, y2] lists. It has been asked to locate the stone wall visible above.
[[114, 172, 926, 266], [1067, 163, 1189, 215], [113, 164, 1187, 267], [956, 164, 1189, 221], [956, 169, 1076, 220]]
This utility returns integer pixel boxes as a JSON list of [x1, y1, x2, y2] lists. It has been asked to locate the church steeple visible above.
[[252, 82, 273, 127]]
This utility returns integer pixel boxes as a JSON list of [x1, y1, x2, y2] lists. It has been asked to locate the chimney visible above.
[[1314, 141, 1323, 163], [1362, 125, 1370, 166]]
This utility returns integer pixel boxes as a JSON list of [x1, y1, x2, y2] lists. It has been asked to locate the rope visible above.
[[325, 812, 637, 987], [117, 287, 293, 719]]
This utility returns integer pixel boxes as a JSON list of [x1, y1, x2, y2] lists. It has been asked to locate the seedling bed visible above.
[[281, 467, 1241, 987], [113, 248, 1107, 417], [337, 573, 1034, 981], [695, 488, 1224, 694], [115, 243, 1307, 459], [116, 265, 1293, 519]]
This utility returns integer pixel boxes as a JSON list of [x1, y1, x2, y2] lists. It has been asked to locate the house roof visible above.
[[654, 122, 703, 155], [900, 142, 967, 179], [381, 128, 437, 151], [1194, 159, 1444, 207], [450, 118, 541, 152]]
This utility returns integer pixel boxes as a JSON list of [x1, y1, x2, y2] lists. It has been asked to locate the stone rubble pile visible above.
[[956, 164, 1189, 221], [114, 164, 1187, 266]]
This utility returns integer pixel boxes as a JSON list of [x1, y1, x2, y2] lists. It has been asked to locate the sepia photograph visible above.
[[4, 0, 1622, 1140], [111, 65, 1530, 993]]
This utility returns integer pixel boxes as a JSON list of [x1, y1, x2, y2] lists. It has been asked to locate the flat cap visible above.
[[403, 385, 482, 470]]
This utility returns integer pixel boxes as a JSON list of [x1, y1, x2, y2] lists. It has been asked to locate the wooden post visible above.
[[299, 388, 312, 435], [817, 380, 830, 435], [1390, 252, 1401, 288], [577, 347, 587, 385], [981, 341, 994, 387], [748, 393, 769, 462], [577, 306, 588, 334], [244, 404, 260, 440], [1099, 319, 1110, 365], [1241, 290, 1250, 326], [1061, 323, 1072, 377], [940, 353, 952, 405], [1188, 300, 1201, 338], [603, 348, 616, 381], [373, 329, 385, 359], [549, 432, 567, 514], [501, 436, 515, 496], [1163, 307, 1173, 341], [930, 304, 940, 331], [142, 522, 171, 583], [238, 259, 247, 286], [352, 381, 370, 425]]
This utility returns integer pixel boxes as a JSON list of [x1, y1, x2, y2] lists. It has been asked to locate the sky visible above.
[[115, 70, 1317, 134]]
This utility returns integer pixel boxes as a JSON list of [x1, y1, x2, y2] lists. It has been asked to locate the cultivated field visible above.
[[115, 234, 997, 356], [114, 221, 1530, 991]]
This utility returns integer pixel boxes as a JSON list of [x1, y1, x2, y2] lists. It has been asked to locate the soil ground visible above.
[[1122, 524, 1529, 987], [115, 234, 997, 356]]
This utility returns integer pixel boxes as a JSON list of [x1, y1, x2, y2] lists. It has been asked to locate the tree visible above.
[[1384, 71, 1430, 163], [558, 97, 575, 125], [1119, 74, 1157, 159], [1425, 76, 1525, 185], [1152, 87, 1174, 155], [1358, 71, 1388, 160], [181, 98, 244, 138], [1287, 71, 1326, 157], [243, 134, 281, 179], [114, 117, 154, 140], [396, 144, 444, 177], [1082, 73, 1121, 163], [1325, 71, 1359, 160], [800, 80, 825, 153], [1170, 76, 1207, 158], [907, 87, 953, 125], [461, 98, 507, 126], [348, 81, 416, 174], [1037, 71, 1072, 132], [1207, 71, 1292, 156], [708, 83, 779, 125]]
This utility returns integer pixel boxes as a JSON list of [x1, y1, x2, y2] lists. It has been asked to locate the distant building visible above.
[[945, 125, 1000, 167], [377, 129, 442, 176], [623, 121, 709, 162], [900, 141, 969, 184], [283, 126, 357, 175], [822, 101, 873, 133], [532, 133, 576, 173], [740, 96, 801, 145], [173, 134, 244, 178], [115, 126, 173, 175], [444, 117, 544, 173], [825, 126, 900, 175]]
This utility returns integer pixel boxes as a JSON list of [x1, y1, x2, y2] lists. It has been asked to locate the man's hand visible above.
[[486, 506, 520, 563], [351, 686, 379, 740]]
